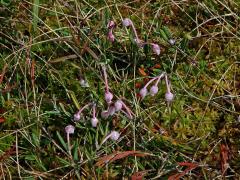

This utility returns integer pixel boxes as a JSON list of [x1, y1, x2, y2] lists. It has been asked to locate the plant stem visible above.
[[67, 133, 71, 156], [100, 133, 112, 146], [165, 75, 171, 93], [143, 77, 158, 89], [155, 72, 165, 86], [121, 101, 133, 119], [92, 103, 96, 118], [77, 103, 92, 115], [102, 65, 109, 92], [130, 24, 140, 43]]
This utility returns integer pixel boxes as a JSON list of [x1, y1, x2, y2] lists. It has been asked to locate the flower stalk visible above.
[[91, 103, 99, 127], [65, 125, 75, 156], [107, 20, 116, 42], [74, 103, 92, 121], [102, 65, 113, 104], [100, 131, 120, 146]]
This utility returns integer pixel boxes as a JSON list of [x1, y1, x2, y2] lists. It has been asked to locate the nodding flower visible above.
[[109, 131, 120, 140], [122, 18, 161, 51], [139, 87, 148, 99], [102, 65, 113, 104], [139, 72, 165, 99], [79, 78, 89, 87], [141, 42, 161, 55], [114, 99, 134, 119], [101, 130, 120, 146], [114, 100, 123, 112], [122, 18, 140, 45], [107, 20, 116, 42], [108, 105, 116, 116], [151, 43, 161, 55], [107, 30, 115, 42], [91, 117, 98, 127], [74, 103, 92, 121], [149, 73, 164, 96], [122, 18, 132, 27], [101, 110, 109, 119], [139, 76, 158, 99], [65, 125, 75, 135], [164, 75, 174, 102], [74, 113, 81, 121], [150, 85, 158, 96], [91, 103, 99, 127], [107, 20, 115, 29], [105, 91, 113, 104], [65, 124, 75, 155], [168, 39, 176, 45]]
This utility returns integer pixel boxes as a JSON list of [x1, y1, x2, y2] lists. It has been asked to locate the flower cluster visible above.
[[65, 18, 175, 150], [107, 20, 116, 42], [139, 72, 174, 102], [101, 65, 134, 119], [106, 18, 161, 55], [122, 18, 161, 55], [65, 100, 121, 151]]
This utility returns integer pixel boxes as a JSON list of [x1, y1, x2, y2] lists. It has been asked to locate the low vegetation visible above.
[[0, 0, 240, 179]]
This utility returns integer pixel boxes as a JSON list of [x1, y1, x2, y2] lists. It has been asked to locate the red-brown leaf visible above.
[[0, 117, 5, 123], [168, 162, 198, 180], [96, 151, 149, 167], [138, 68, 148, 76], [131, 170, 148, 180], [0, 146, 16, 162], [220, 144, 229, 175], [177, 162, 198, 168], [135, 82, 142, 89], [31, 60, 35, 80], [0, 64, 7, 84]]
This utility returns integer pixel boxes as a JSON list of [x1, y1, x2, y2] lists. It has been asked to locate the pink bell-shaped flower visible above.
[[139, 87, 148, 99], [122, 18, 132, 27], [114, 100, 123, 112], [65, 125, 75, 134], [151, 43, 160, 55], [91, 117, 99, 127]]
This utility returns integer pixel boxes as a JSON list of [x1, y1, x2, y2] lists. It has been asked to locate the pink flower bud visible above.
[[110, 131, 120, 141], [79, 79, 89, 87], [101, 110, 109, 119], [114, 100, 123, 112], [108, 106, 116, 116], [65, 125, 75, 134], [152, 43, 160, 55], [91, 117, 99, 127], [74, 113, 81, 121], [107, 20, 115, 29], [105, 91, 113, 104], [122, 18, 132, 27], [168, 39, 175, 45], [139, 87, 148, 99], [150, 85, 158, 96], [107, 31, 115, 42], [165, 92, 174, 102]]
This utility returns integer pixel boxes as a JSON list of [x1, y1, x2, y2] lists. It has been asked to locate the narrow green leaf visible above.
[[25, 154, 36, 161], [159, 29, 168, 41], [56, 156, 71, 166], [56, 131, 67, 151], [162, 26, 172, 39], [73, 141, 79, 161], [32, 0, 39, 32], [69, 91, 80, 109], [59, 102, 71, 117]]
